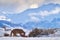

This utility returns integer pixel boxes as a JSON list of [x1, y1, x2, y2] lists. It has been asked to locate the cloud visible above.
[[0, 15, 11, 21], [50, 0, 60, 4], [28, 0, 45, 7], [45, 0, 60, 4], [0, 0, 46, 14], [0, 0, 60, 14], [29, 4, 39, 9], [0, 0, 28, 13]]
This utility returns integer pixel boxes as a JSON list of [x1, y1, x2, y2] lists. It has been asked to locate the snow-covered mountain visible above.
[[10, 3, 60, 29], [0, 3, 60, 30], [0, 17, 60, 30], [0, 20, 23, 28], [5, 3, 60, 23], [23, 18, 60, 29]]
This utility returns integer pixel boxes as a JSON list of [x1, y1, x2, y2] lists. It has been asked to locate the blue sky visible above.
[[0, 0, 60, 28]]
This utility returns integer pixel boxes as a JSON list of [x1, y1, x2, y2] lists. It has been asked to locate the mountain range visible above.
[[0, 17, 60, 29], [0, 3, 60, 29]]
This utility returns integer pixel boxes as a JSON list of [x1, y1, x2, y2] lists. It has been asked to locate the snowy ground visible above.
[[0, 27, 60, 37], [0, 27, 31, 37], [0, 37, 60, 40]]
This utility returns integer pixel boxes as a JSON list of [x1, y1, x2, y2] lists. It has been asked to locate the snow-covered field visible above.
[[0, 37, 60, 40]]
